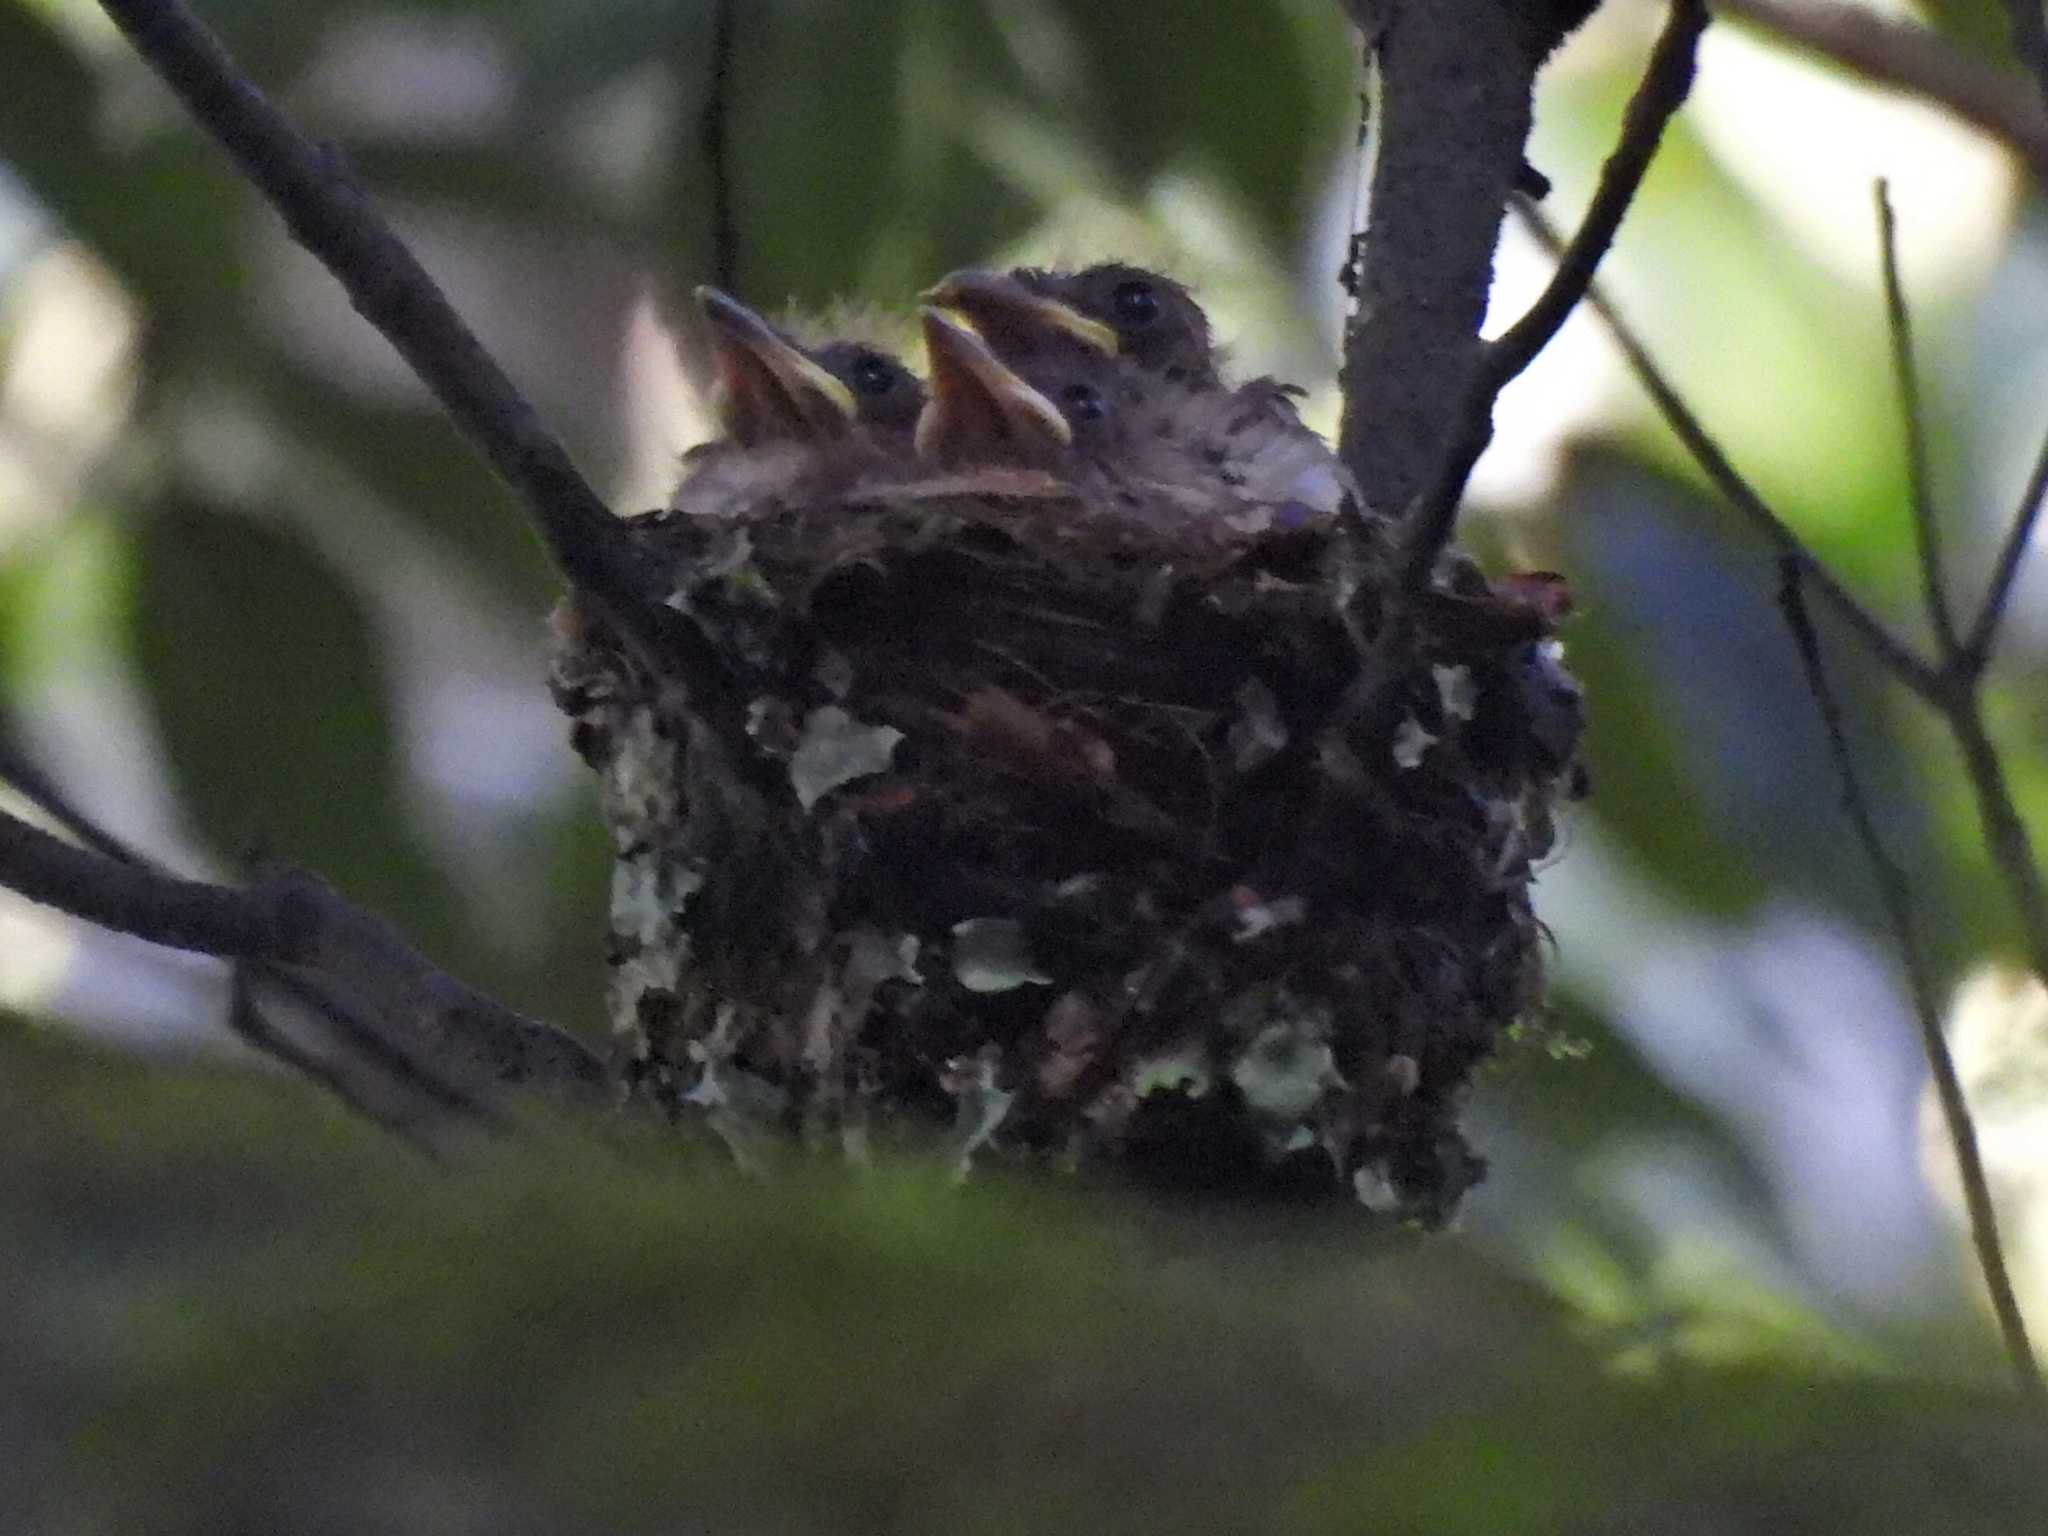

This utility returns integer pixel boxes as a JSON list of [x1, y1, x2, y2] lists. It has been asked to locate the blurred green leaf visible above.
[[6, 1022, 2044, 1535], [1916, 0, 2023, 58], [255, 360, 561, 605], [1533, 65, 1916, 606], [126, 498, 458, 948], [1045, 0, 1349, 252]]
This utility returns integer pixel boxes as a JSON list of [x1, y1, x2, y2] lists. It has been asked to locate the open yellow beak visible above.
[[914, 307, 1073, 466], [921, 269, 1119, 359], [695, 285, 858, 446]]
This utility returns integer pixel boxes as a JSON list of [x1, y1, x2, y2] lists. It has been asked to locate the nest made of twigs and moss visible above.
[[550, 474, 1584, 1224]]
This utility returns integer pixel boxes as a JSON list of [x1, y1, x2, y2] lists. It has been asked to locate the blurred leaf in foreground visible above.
[[3, 1024, 2042, 1535]]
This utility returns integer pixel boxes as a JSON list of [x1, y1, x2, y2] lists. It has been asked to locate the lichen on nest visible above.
[[549, 279, 1585, 1224]]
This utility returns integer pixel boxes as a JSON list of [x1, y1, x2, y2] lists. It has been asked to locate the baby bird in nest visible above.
[[924, 262, 1219, 387], [922, 264, 1355, 523], [672, 286, 925, 512]]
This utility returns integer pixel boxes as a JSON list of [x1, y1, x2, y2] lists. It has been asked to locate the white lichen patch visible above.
[[846, 927, 923, 989], [950, 917, 1052, 993], [1353, 1162, 1403, 1214], [601, 709, 680, 833], [789, 705, 904, 811], [1228, 678, 1288, 771], [608, 856, 703, 950], [685, 1040, 791, 1174], [1432, 662, 1477, 722], [1130, 1042, 1213, 1100], [1230, 1021, 1342, 1123], [1231, 889, 1307, 944], [940, 1048, 1014, 1178], [1391, 714, 1437, 769]]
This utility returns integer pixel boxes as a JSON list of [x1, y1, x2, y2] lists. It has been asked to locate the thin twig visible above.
[[0, 807, 281, 958], [1490, 0, 1710, 395], [1962, 421, 2048, 671], [1777, 559, 2046, 1413], [0, 744, 470, 1130], [2005, 0, 2048, 113], [1397, 0, 1710, 594], [1875, 181, 1959, 657], [1715, 0, 2048, 175], [1520, 203, 1949, 705], [702, 0, 742, 293], [1945, 689, 2048, 990], [0, 733, 144, 867], [92, 0, 730, 707], [0, 803, 605, 1103]]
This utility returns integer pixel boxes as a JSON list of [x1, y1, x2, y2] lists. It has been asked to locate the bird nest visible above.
[[552, 468, 1581, 1224]]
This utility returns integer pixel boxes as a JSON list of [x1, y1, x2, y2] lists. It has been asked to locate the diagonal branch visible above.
[[1944, 689, 2048, 992], [1717, 0, 2048, 175], [93, 0, 729, 706], [1325, 0, 1708, 744], [1777, 559, 2045, 1414], [0, 804, 606, 1118], [1874, 181, 1959, 658], [1962, 419, 2048, 671], [2005, 0, 2048, 113], [1521, 203, 1949, 705], [1397, 0, 1709, 595]]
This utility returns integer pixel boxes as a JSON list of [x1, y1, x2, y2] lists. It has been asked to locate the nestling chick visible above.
[[674, 287, 924, 512], [924, 262, 1218, 387], [922, 268, 1354, 521]]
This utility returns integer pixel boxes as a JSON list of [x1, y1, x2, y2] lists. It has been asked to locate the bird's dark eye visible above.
[[846, 352, 899, 396], [1110, 279, 1160, 329], [1060, 382, 1107, 422]]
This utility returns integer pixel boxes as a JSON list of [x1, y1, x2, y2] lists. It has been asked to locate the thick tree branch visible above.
[[93, 0, 730, 705], [1777, 561, 2045, 1414], [1398, 0, 1708, 594], [1875, 181, 1959, 657], [1320, 1, 1705, 739], [1718, 0, 2048, 174], [1335, 3, 1547, 517]]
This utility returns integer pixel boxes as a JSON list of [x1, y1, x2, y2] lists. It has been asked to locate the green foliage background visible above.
[[4, 0, 2048, 1519]]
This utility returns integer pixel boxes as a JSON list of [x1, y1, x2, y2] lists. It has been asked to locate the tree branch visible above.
[[1777, 560, 2045, 1414], [92, 0, 730, 706], [1875, 181, 1959, 657], [1398, 0, 1709, 594], [1716, 0, 2048, 174], [1944, 689, 2048, 991], [1520, 203, 1948, 704], [702, 0, 742, 293], [2004, 0, 2048, 113], [0, 807, 283, 959], [1335, 2, 1549, 517], [0, 804, 605, 1119], [1318, 0, 1705, 745], [1961, 425, 2048, 671]]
